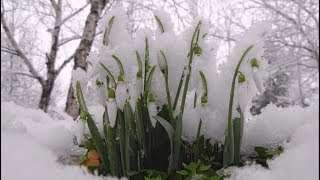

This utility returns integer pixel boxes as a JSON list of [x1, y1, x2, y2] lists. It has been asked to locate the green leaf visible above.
[[127, 170, 140, 176], [153, 116, 174, 144], [123, 102, 134, 175], [176, 170, 189, 176], [153, 116, 175, 172], [265, 148, 283, 156], [233, 107, 244, 165], [75, 155, 87, 165], [199, 164, 212, 172], [254, 146, 268, 158], [135, 99, 147, 154], [117, 109, 126, 176]]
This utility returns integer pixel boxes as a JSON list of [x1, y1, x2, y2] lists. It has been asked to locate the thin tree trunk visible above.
[[39, 78, 55, 112], [65, 0, 107, 119]]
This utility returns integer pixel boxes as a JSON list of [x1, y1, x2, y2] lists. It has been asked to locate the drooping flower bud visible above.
[[147, 92, 157, 128], [75, 118, 86, 145], [250, 58, 264, 94], [107, 88, 117, 127], [236, 71, 249, 113], [199, 71, 208, 106], [236, 82, 249, 115], [157, 50, 168, 74]]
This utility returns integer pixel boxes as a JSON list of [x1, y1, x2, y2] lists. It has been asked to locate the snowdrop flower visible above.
[[147, 92, 157, 128], [236, 72, 249, 112], [107, 88, 117, 127], [75, 119, 86, 144], [116, 81, 127, 110], [157, 50, 168, 74], [72, 68, 88, 94], [250, 58, 264, 94], [128, 78, 142, 111], [95, 78, 108, 106]]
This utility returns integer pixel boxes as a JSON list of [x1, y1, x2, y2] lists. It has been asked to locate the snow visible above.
[[1, 101, 124, 180], [1, 92, 318, 180], [229, 113, 319, 180]]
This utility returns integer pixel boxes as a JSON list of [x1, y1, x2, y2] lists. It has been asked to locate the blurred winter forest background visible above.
[[1, 0, 319, 119]]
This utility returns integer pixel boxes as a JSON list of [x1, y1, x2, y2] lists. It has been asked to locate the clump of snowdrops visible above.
[[72, 7, 273, 179]]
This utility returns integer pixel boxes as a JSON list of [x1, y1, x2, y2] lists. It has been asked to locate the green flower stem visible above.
[[117, 109, 126, 176], [223, 45, 254, 167], [135, 51, 143, 78], [193, 91, 197, 108], [124, 102, 134, 177], [103, 106, 119, 176], [233, 106, 244, 166], [100, 61, 116, 87], [135, 100, 147, 162], [194, 119, 202, 161], [172, 21, 202, 172], [143, 37, 150, 106], [199, 71, 208, 105], [103, 16, 115, 46], [164, 73, 174, 125], [112, 54, 125, 75], [75, 82, 109, 168], [173, 66, 186, 112], [159, 50, 174, 125], [154, 15, 164, 33]]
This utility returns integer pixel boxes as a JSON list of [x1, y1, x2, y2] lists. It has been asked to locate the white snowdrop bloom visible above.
[[71, 68, 88, 94], [75, 119, 85, 144], [148, 102, 157, 128], [116, 82, 127, 110], [107, 99, 117, 128], [157, 50, 167, 71], [128, 78, 143, 111], [251, 67, 264, 94], [236, 79, 256, 118]]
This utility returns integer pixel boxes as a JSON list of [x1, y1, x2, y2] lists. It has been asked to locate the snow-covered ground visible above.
[[1, 99, 318, 180]]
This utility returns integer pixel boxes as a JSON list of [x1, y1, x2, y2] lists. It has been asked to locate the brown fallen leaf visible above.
[[82, 149, 100, 167]]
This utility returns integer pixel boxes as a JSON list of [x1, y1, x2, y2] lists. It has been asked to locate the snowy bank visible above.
[[1, 100, 318, 180]]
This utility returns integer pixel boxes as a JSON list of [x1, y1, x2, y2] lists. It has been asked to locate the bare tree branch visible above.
[[1, 13, 44, 84], [60, 2, 89, 26], [58, 35, 82, 46], [56, 54, 75, 75]]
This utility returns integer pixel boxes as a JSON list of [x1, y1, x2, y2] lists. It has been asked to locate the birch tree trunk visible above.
[[65, 0, 107, 119]]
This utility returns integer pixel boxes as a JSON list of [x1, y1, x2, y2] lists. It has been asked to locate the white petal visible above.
[[107, 100, 118, 127], [237, 83, 250, 113], [135, 78, 143, 99], [72, 68, 88, 95], [96, 84, 107, 106], [148, 102, 157, 128], [116, 82, 127, 110], [76, 119, 85, 144], [128, 78, 142, 101], [252, 67, 264, 94], [157, 50, 166, 70]]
